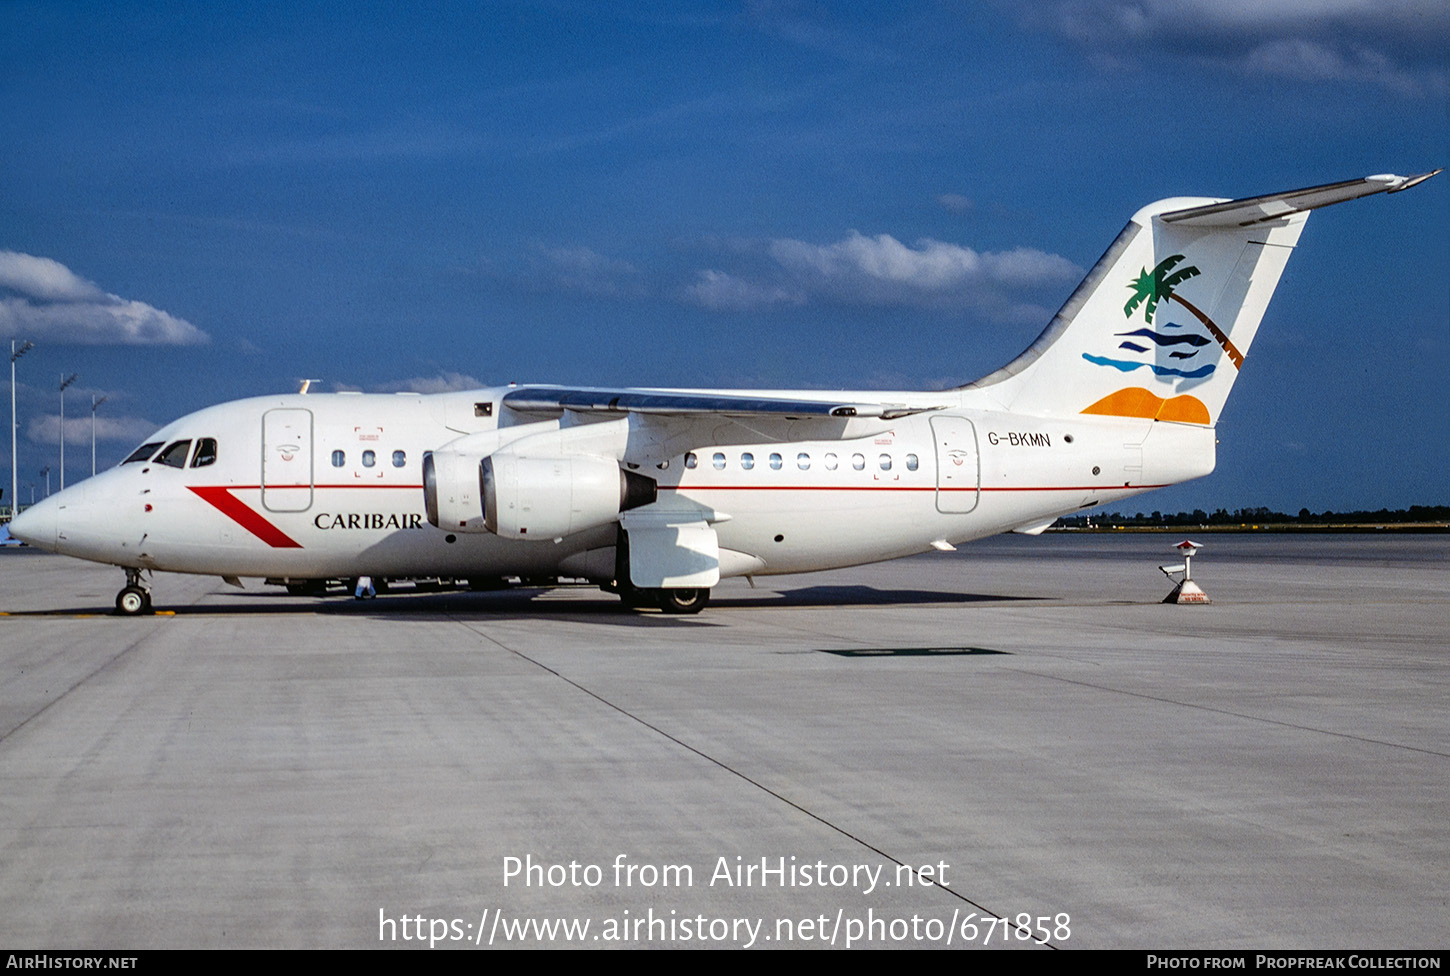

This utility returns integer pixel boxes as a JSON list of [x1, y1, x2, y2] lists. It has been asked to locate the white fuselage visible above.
[[14, 386, 1215, 584]]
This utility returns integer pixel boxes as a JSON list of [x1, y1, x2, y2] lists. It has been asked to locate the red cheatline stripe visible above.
[[189, 486, 304, 548], [224, 484, 424, 490], [661, 484, 1168, 492]]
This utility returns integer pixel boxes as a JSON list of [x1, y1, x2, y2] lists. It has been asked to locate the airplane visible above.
[[7, 171, 1439, 615]]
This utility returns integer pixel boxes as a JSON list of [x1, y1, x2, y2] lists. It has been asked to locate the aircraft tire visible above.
[[115, 586, 150, 616], [653, 588, 710, 614]]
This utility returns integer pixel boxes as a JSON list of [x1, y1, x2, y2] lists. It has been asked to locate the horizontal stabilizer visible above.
[[1160, 171, 1441, 227]]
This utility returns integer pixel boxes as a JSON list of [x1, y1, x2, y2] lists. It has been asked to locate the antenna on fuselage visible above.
[[298, 379, 322, 395]]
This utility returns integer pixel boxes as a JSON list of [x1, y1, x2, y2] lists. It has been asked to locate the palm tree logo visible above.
[[1124, 255, 1199, 324], [1124, 254, 1244, 369]]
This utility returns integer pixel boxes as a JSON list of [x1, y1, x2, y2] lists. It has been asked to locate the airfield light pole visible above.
[[40, 465, 49, 499], [58, 373, 78, 491], [10, 339, 35, 518], [91, 394, 108, 477]]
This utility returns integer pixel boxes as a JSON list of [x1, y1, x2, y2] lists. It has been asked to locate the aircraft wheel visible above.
[[654, 588, 710, 615], [115, 586, 150, 616]]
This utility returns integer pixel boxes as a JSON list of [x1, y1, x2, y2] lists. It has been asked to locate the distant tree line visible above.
[[1055, 505, 1450, 528]]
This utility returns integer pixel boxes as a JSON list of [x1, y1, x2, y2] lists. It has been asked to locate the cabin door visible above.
[[262, 408, 314, 512], [931, 415, 979, 514]]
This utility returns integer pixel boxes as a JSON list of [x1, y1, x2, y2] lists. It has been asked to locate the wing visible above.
[[500, 385, 940, 421]]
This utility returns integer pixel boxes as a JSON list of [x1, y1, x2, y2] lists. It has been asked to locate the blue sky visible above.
[[2, 0, 1446, 514]]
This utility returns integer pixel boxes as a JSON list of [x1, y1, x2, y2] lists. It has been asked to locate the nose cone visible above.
[[8, 493, 59, 550]]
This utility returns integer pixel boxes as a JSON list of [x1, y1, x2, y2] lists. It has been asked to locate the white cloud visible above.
[[27, 414, 160, 447], [937, 193, 974, 214], [484, 244, 648, 299], [683, 270, 805, 311], [370, 371, 487, 394], [0, 252, 108, 303], [1241, 38, 1426, 94], [1025, 0, 1449, 95], [536, 245, 643, 297], [541, 245, 638, 278], [681, 231, 1081, 317], [0, 251, 208, 345], [770, 231, 1080, 303]]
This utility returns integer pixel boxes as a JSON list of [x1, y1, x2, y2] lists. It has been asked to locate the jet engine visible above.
[[482, 453, 656, 540], [422, 450, 490, 532]]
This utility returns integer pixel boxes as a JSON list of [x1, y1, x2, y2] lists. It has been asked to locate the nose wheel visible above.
[[115, 569, 154, 615]]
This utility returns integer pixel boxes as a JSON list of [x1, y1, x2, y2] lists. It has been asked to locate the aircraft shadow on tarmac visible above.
[[4, 583, 1042, 624], [224, 582, 1041, 612]]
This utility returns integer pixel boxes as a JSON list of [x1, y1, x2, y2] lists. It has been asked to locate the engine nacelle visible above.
[[483, 454, 656, 540], [422, 450, 490, 532]]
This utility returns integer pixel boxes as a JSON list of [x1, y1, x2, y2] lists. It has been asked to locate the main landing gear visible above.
[[609, 529, 710, 614], [615, 584, 711, 614], [115, 568, 153, 616], [653, 587, 710, 614]]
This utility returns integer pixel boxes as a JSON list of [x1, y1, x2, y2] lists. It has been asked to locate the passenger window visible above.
[[852, 453, 865, 470], [712, 452, 726, 470], [392, 450, 406, 468], [906, 453, 919, 471], [740, 452, 754, 470], [879, 454, 892, 471], [824, 453, 838, 471], [332, 450, 346, 468], [191, 438, 218, 468], [362, 450, 376, 468], [797, 453, 810, 470], [123, 441, 163, 464], [684, 452, 698, 469], [769, 453, 783, 470], [155, 440, 191, 468]]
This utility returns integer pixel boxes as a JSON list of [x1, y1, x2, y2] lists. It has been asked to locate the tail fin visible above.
[[968, 171, 1440, 426]]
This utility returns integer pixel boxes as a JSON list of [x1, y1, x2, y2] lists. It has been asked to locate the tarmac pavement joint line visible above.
[[443, 609, 1060, 950], [1013, 669, 1450, 760], [0, 611, 189, 745]]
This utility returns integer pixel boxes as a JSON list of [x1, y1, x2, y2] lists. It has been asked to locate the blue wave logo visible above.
[[1090, 319, 1217, 378], [1082, 352, 1215, 379]]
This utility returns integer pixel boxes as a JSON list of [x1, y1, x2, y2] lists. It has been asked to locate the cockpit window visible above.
[[191, 438, 218, 468], [123, 441, 164, 464], [155, 440, 192, 468]]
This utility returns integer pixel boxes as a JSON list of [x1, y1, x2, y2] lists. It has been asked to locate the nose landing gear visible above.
[[115, 569, 154, 615]]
